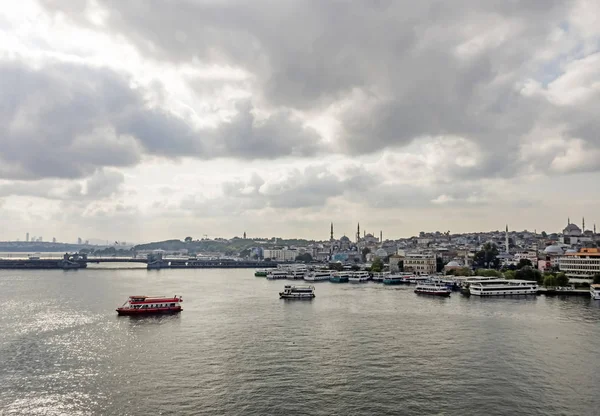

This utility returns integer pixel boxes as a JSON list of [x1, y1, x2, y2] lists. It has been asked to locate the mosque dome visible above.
[[445, 260, 461, 267], [340, 235, 351, 243], [544, 245, 564, 255], [375, 248, 388, 258]]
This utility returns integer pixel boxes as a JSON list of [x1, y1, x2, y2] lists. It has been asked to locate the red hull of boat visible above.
[[414, 291, 451, 297], [116, 307, 182, 316]]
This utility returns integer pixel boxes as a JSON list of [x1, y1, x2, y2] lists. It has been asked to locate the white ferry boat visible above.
[[468, 279, 538, 296], [590, 284, 600, 300], [349, 271, 370, 283], [279, 285, 315, 299], [304, 270, 331, 281], [404, 275, 431, 284], [266, 270, 289, 280], [414, 284, 451, 297]]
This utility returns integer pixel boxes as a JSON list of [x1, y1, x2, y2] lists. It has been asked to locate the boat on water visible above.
[[383, 275, 410, 285], [279, 285, 315, 299], [254, 268, 272, 277], [305, 270, 331, 282], [414, 284, 451, 297], [330, 272, 350, 283], [266, 270, 289, 280], [467, 279, 538, 296], [116, 295, 183, 315], [404, 275, 431, 285], [590, 284, 600, 300], [349, 271, 370, 283], [371, 272, 386, 283]]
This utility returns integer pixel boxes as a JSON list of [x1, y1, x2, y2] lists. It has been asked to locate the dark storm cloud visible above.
[[0, 60, 324, 180], [39, 0, 596, 180], [0, 169, 124, 200]]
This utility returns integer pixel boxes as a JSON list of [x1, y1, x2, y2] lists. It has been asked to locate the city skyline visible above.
[[3, 216, 596, 245], [1, 2, 600, 241]]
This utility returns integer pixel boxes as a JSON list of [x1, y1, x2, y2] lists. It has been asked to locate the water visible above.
[[1, 268, 599, 415]]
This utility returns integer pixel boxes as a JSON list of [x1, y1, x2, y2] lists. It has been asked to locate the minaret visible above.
[[356, 223, 360, 243], [568, 217, 570, 225], [330, 223, 334, 241], [243, 232, 246, 239], [505, 224, 509, 253], [583, 217, 585, 231], [594, 224, 597, 235], [380, 230, 383, 243]]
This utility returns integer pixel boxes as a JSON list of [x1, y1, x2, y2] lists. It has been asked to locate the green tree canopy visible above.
[[370, 257, 384, 273], [515, 266, 543, 284], [555, 272, 569, 287], [447, 267, 472, 276], [543, 274, 557, 287], [436, 257, 444, 273], [475, 269, 502, 277], [474, 243, 500, 269], [517, 259, 532, 269], [592, 274, 600, 284], [361, 247, 371, 261], [184, 236, 193, 243], [295, 253, 313, 263], [504, 270, 516, 279]]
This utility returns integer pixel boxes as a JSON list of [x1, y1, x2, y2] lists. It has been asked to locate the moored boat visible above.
[[591, 284, 600, 300], [330, 272, 349, 283], [383, 275, 410, 285], [305, 270, 331, 281], [468, 279, 537, 296], [414, 284, 451, 297], [279, 285, 315, 299], [349, 271, 370, 283], [116, 295, 183, 315], [255, 268, 271, 277], [267, 270, 289, 280]]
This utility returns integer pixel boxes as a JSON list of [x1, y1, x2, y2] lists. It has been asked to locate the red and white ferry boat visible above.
[[116, 295, 183, 315]]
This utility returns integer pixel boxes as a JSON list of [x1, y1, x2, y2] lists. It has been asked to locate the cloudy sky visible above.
[[1, 0, 599, 243]]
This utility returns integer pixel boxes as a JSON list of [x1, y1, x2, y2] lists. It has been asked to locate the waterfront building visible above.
[[263, 248, 298, 262], [558, 248, 600, 279], [389, 254, 403, 272], [403, 253, 436, 275]]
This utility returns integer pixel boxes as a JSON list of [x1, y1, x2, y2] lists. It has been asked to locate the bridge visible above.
[[0, 253, 281, 270]]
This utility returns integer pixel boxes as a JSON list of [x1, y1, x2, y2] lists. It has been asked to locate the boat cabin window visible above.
[[170, 303, 175, 306]]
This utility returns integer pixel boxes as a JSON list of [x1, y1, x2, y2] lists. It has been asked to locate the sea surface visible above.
[[1, 267, 600, 416]]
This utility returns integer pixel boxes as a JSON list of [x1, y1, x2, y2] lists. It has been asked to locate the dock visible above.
[[537, 288, 590, 297], [0, 253, 280, 270]]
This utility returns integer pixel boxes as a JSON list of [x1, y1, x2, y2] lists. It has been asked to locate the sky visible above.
[[1, 0, 600, 243]]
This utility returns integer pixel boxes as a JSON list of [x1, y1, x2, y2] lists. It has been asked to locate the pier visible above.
[[0, 253, 279, 270], [537, 288, 590, 297]]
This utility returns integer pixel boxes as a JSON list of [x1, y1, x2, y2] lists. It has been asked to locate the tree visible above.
[[361, 247, 371, 261], [543, 274, 557, 287], [515, 266, 543, 284], [370, 257, 384, 273], [541, 231, 547, 238], [184, 236, 193, 243], [474, 243, 499, 269], [436, 257, 444, 273], [239, 248, 251, 258], [504, 270, 516, 279], [592, 274, 600, 284], [555, 272, 569, 287], [295, 253, 313, 263], [516, 259, 532, 269], [329, 262, 344, 271], [447, 267, 472, 276], [475, 269, 502, 277]]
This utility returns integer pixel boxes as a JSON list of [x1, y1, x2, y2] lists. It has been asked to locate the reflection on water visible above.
[[1, 268, 599, 416]]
